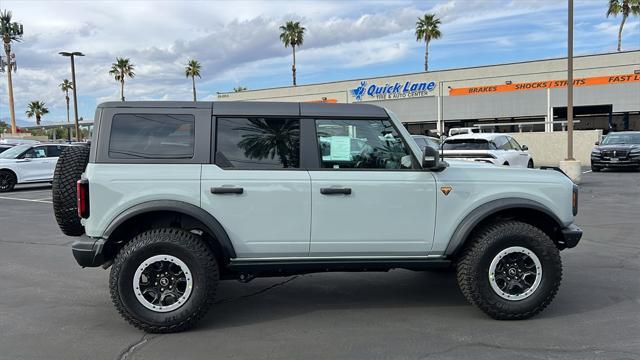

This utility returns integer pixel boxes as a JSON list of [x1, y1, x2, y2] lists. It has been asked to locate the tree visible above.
[[109, 57, 135, 101], [25, 101, 49, 126], [279, 21, 305, 86], [233, 86, 248, 92], [415, 13, 442, 72], [607, 0, 640, 51], [236, 118, 300, 168], [185, 59, 201, 101], [1, 10, 24, 134], [59, 79, 73, 139]]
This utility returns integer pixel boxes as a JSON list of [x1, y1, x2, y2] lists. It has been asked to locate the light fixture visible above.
[[634, 69, 640, 75], [505, 80, 513, 85]]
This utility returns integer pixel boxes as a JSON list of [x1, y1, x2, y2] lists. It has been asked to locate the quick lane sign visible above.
[[351, 80, 436, 101], [449, 73, 640, 96]]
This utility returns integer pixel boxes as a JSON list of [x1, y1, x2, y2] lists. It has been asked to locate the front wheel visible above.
[[456, 220, 562, 320], [110, 228, 219, 333], [0, 170, 17, 192]]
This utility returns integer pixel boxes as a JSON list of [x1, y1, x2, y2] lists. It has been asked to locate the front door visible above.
[[200, 117, 311, 258], [308, 118, 437, 257], [19, 146, 50, 181]]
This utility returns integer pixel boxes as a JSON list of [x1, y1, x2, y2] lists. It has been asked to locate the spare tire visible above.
[[53, 145, 90, 236]]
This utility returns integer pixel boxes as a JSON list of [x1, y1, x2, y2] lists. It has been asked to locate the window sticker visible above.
[[327, 136, 351, 161]]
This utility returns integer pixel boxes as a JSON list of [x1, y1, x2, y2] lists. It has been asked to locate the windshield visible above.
[[601, 133, 640, 145], [0, 144, 30, 159], [443, 139, 494, 151]]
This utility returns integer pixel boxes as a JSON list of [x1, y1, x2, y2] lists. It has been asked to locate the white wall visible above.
[[510, 130, 602, 167]]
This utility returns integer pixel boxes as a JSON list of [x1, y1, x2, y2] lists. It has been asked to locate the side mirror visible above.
[[422, 146, 446, 171], [594, 141, 599, 145], [521, 145, 529, 151]]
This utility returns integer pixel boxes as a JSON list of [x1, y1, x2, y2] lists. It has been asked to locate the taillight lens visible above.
[[77, 179, 90, 219]]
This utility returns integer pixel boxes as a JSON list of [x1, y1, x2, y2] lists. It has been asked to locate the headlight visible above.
[[630, 149, 640, 157], [591, 148, 601, 155]]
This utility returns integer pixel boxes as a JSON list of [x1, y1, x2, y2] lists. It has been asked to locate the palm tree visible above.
[[236, 119, 300, 168], [59, 79, 73, 139], [607, 0, 640, 51], [415, 13, 442, 72], [109, 57, 135, 101], [185, 59, 201, 101], [279, 21, 305, 86], [1, 10, 24, 135], [25, 101, 49, 126], [233, 86, 248, 92]]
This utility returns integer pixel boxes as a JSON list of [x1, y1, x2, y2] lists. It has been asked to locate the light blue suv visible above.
[[52, 101, 582, 333]]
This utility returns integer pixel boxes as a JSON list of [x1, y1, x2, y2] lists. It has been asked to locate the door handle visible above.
[[211, 187, 244, 195], [320, 187, 352, 195]]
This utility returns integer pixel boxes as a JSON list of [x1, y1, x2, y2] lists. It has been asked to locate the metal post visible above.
[[4, 44, 17, 134], [70, 55, 80, 141], [567, 0, 574, 160]]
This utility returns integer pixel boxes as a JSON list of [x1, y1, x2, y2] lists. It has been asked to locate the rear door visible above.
[[200, 117, 311, 258], [44, 145, 66, 179], [308, 118, 437, 256]]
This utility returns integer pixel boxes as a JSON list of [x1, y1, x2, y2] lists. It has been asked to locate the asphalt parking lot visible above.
[[1, 171, 639, 360]]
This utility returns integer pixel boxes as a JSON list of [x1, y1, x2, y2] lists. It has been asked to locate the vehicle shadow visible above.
[[12, 184, 52, 192], [200, 271, 473, 330]]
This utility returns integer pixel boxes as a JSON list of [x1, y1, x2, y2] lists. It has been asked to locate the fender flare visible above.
[[444, 198, 564, 256], [103, 200, 237, 259]]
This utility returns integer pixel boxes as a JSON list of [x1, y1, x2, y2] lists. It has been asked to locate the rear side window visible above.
[[46, 145, 65, 157], [108, 114, 195, 159], [215, 118, 300, 169]]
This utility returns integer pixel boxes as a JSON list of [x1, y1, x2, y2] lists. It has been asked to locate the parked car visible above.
[[411, 135, 441, 152], [0, 138, 41, 146], [591, 131, 640, 172], [0, 143, 70, 192], [442, 133, 534, 168], [448, 127, 480, 137], [53, 101, 580, 333], [0, 144, 14, 154]]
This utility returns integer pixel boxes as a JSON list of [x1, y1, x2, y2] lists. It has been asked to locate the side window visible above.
[[494, 136, 510, 150], [508, 137, 522, 150], [108, 114, 195, 159], [46, 145, 64, 158], [23, 146, 47, 159], [413, 137, 427, 151], [315, 119, 412, 169], [215, 118, 300, 169]]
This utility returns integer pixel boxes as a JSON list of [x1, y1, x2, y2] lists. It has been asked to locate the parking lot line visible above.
[[0, 196, 53, 204]]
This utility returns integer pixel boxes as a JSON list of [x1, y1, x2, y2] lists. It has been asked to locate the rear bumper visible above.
[[558, 224, 582, 249], [71, 235, 106, 267]]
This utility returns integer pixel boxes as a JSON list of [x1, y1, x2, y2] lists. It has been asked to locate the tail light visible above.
[[77, 179, 90, 219]]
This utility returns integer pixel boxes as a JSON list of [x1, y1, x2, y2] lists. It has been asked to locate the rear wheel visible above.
[[0, 170, 17, 193], [110, 228, 219, 333], [52, 145, 90, 236], [456, 220, 562, 320]]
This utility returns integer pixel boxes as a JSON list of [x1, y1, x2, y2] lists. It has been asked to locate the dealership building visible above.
[[217, 50, 640, 136]]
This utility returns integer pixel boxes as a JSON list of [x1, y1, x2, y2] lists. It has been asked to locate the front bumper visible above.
[[558, 224, 582, 249], [591, 157, 640, 168], [71, 235, 107, 267]]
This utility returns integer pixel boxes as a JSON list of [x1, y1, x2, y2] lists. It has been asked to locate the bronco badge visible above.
[[441, 186, 453, 196]]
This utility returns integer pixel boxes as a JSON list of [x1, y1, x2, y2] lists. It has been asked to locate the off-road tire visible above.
[[456, 220, 562, 320], [52, 145, 90, 236], [0, 170, 17, 193], [110, 228, 219, 333]]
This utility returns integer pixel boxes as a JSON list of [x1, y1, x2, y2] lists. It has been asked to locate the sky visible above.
[[0, 0, 639, 126]]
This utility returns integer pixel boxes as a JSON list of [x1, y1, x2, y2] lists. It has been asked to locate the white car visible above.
[[442, 133, 534, 168], [0, 143, 70, 192]]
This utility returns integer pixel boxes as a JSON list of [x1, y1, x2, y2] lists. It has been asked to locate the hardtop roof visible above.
[[96, 101, 389, 118]]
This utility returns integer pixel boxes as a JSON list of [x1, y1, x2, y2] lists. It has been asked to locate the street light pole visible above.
[[59, 51, 84, 141], [567, 0, 574, 161]]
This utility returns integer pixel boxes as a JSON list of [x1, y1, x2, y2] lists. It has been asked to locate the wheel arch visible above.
[[0, 167, 20, 183], [445, 198, 566, 257], [103, 200, 236, 264]]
